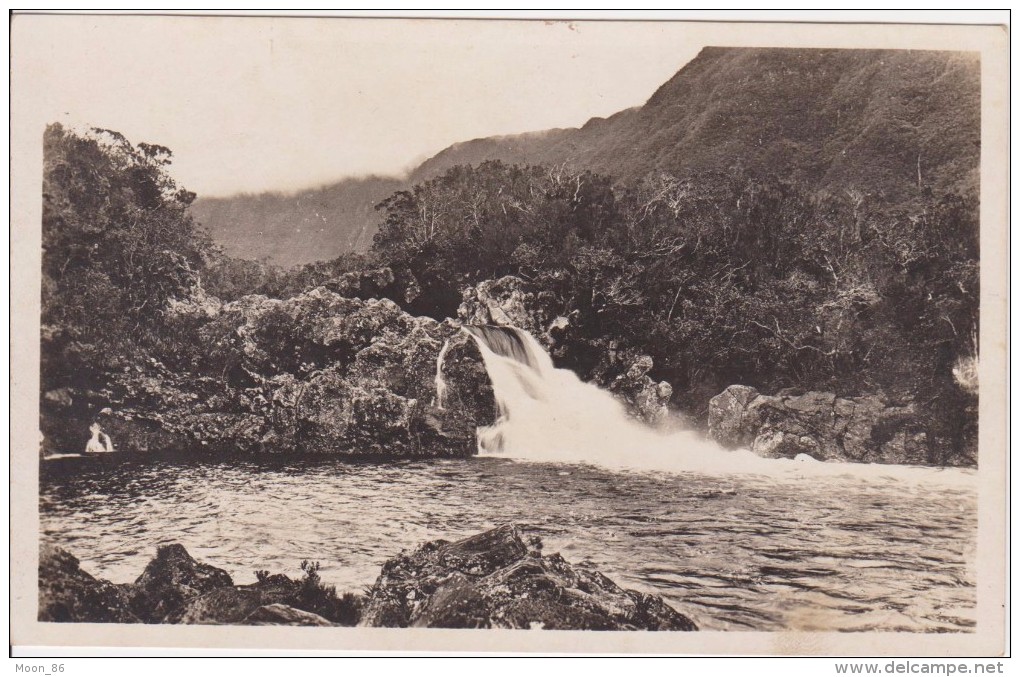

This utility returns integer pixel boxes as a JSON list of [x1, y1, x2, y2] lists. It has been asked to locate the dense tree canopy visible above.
[[43, 125, 208, 330], [41, 124, 211, 390]]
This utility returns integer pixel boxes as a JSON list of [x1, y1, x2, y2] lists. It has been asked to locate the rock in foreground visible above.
[[40, 525, 696, 631], [39, 543, 353, 626], [37, 544, 139, 623], [128, 543, 234, 622], [359, 524, 696, 631]]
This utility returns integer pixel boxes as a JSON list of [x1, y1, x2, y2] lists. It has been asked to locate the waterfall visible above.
[[463, 324, 737, 469], [433, 339, 451, 410], [463, 324, 973, 485]]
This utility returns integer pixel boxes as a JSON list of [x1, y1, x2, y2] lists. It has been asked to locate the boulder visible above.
[[359, 524, 696, 631], [751, 430, 820, 459], [707, 385, 762, 447], [609, 355, 674, 425], [169, 575, 300, 624], [38, 544, 138, 623], [129, 544, 234, 622], [708, 385, 936, 464]]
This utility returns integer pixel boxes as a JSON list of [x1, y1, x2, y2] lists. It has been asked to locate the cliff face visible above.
[[707, 385, 974, 466]]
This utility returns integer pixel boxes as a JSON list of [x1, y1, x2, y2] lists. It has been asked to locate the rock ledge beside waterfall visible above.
[[41, 287, 495, 457], [39, 524, 696, 631], [707, 385, 959, 465], [41, 272, 965, 466]]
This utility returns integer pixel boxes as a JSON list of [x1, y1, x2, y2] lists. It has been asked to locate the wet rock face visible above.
[[706, 385, 761, 448], [608, 354, 674, 426], [38, 544, 138, 623], [458, 276, 564, 348], [90, 287, 496, 457], [708, 385, 932, 464], [359, 524, 697, 631]]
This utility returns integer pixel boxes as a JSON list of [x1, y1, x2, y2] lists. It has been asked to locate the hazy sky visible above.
[[14, 15, 702, 197]]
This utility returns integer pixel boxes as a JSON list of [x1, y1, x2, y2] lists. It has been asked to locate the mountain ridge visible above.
[[192, 46, 980, 266]]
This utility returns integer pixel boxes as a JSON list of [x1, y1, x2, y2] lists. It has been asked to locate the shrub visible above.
[[292, 560, 364, 626]]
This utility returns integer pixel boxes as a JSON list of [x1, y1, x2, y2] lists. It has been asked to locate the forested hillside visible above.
[[190, 176, 402, 266], [414, 48, 980, 210]]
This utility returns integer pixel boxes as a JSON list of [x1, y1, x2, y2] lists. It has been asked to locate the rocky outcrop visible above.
[[39, 542, 359, 626], [708, 385, 933, 465], [323, 266, 422, 306], [41, 527, 697, 631], [359, 524, 696, 631], [128, 544, 234, 622], [55, 287, 496, 457], [38, 544, 139, 623], [458, 276, 567, 349]]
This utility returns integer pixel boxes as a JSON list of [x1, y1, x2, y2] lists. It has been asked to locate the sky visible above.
[[13, 15, 703, 197]]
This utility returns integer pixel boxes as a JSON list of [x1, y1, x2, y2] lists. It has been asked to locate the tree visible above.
[[41, 123, 211, 388]]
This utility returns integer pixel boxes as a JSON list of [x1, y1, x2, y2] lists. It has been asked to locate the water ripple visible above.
[[39, 454, 976, 632]]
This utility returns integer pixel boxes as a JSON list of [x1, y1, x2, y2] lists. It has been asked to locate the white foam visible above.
[[465, 326, 975, 488]]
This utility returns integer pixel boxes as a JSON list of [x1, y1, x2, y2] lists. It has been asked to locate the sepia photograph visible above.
[[9, 11, 1008, 658]]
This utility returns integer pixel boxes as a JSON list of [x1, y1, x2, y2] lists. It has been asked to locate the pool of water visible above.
[[39, 454, 976, 632]]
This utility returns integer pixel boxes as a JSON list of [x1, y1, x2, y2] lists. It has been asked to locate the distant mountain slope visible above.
[[190, 176, 402, 267], [413, 47, 980, 208], [195, 47, 979, 265]]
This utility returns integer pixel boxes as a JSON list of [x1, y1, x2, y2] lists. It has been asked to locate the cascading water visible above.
[[433, 339, 451, 410], [463, 324, 657, 462], [463, 325, 973, 485]]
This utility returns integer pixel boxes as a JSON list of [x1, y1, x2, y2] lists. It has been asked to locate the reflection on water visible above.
[[40, 454, 976, 632]]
